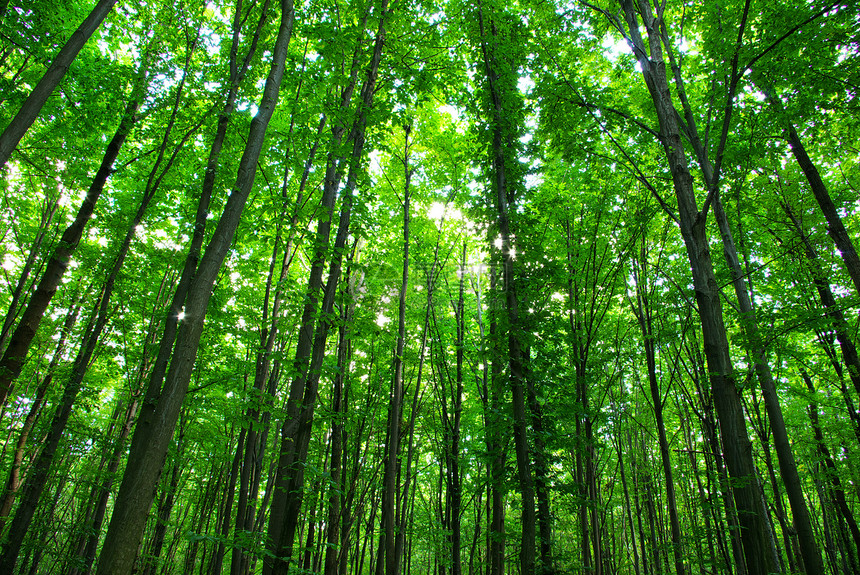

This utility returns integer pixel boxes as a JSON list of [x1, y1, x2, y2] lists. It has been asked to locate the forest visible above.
[[0, 0, 858, 573]]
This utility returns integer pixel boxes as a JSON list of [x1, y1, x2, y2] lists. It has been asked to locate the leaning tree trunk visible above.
[[95, 2, 295, 571], [0, 191, 60, 355], [754, 75, 860, 298], [0, 0, 119, 168], [0, 66, 147, 410], [712, 193, 824, 575], [802, 370, 860, 561], [0, 296, 79, 535], [0, 104, 187, 567]]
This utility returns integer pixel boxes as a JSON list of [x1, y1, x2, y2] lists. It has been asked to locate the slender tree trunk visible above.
[[382, 124, 411, 575], [615, 421, 640, 575], [95, 3, 294, 571], [0, 296, 79, 534], [630, 243, 685, 575], [395, 249, 438, 573], [750, 77, 860, 298], [0, 0, 119, 169], [323, 294, 352, 575], [802, 370, 860, 560], [264, 6, 386, 571], [141, 427, 185, 575], [476, 5, 536, 573], [475, 266, 505, 575], [525, 354, 553, 574], [450, 242, 466, 575], [710, 191, 825, 574], [0, 191, 60, 355]]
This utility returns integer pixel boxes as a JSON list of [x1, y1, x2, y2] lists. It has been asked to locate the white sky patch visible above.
[[518, 75, 535, 95], [426, 201, 464, 226], [526, 172, 543, 189], [2, 253, 20, 271], [376, 312, 391, 328], [602, 35, 628, 61]]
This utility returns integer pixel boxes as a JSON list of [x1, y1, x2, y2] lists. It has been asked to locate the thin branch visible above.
[[743, 1, 841, 72]]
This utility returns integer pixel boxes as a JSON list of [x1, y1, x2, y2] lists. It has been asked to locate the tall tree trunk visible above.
[[525, 353, 553, 574], [381, 125, 411, 575], [0, 295, 79, 535], [475, 5, 536, 573], [449, 242, 466, 575], [382, 125, 412, 575], [711, 193, 823, 574], [752, 76, 860, 298], [802, 370, 860, 561], [264, 5, 387, 571], [0, 191, 60, 355], [630, 241, 685, 575], [95, 2, 294, 571], [475, 265, 505, 575], [618, 2, 775, 571], [0, 0, 119, 168]]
